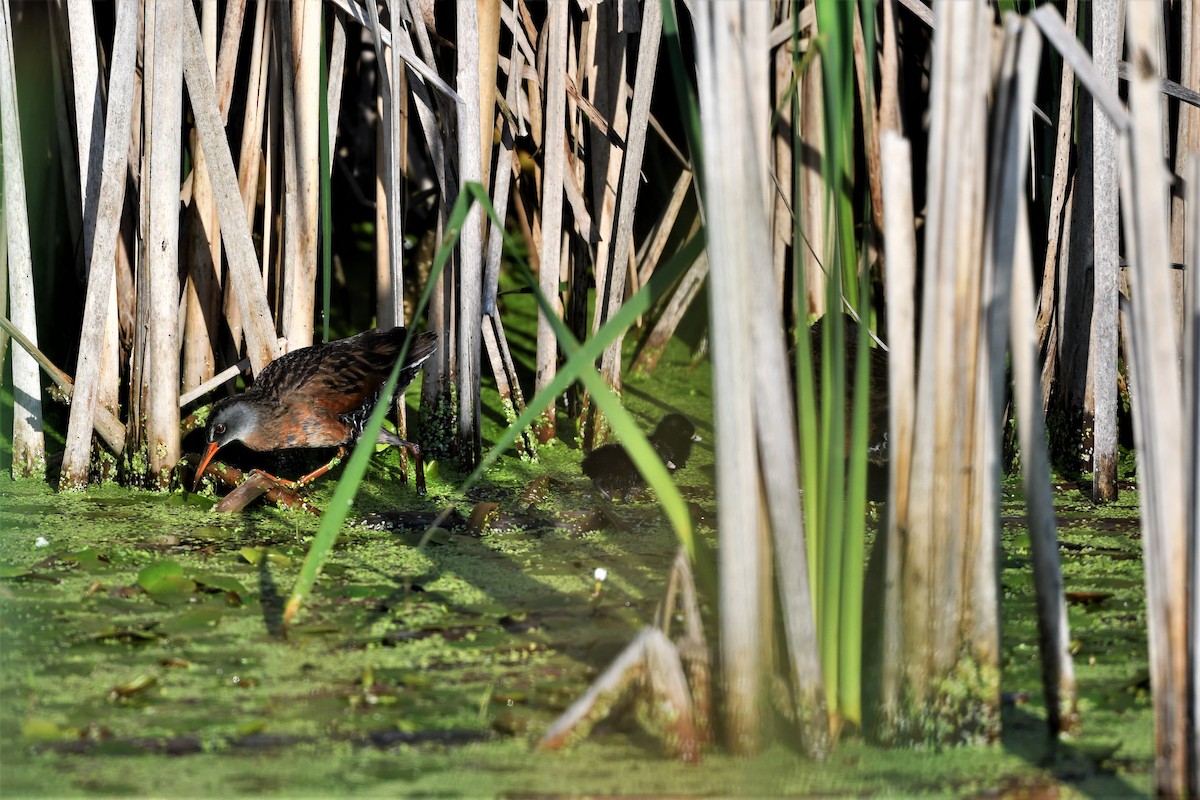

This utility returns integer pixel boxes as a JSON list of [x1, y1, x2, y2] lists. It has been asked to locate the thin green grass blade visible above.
[[791, 10, 823, 616], [814, 0, 862, 721], [819, 295, 846, 714], [462, 233, 705, 493], [423, 189, 702, 499], [283, 346, 407, 626], [460, 184, 697, 559], [826, 0, 876, 731], [282, 183, 456, 628], [427, 188, 716, 586], [660, 0, 704, 195], [794, 307, 821, 602], [839, 256, 873, 727]]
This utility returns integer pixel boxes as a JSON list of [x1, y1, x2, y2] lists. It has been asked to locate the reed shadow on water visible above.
[[999, 704, 1144, 799], [258, 554, 286, 639]]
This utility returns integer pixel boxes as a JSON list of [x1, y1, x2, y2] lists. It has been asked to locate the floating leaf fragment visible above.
[[62, 548, 111, 570], [137, 561, 196, 605], [236, 720, 268, 737], [165, 492, 217, 509], [0, 564, 59, 583], [192, 572, 248, 603], [89, 625, 161, 644], [238, 547, 292, 567], [21, 718, 68, 741], [109, 673, 158, 700], [159, 606, 224, 636]]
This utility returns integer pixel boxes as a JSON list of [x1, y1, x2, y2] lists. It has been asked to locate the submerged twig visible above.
[[541, 548, 709, 759], [537, 627, 700, 761], [198, 461, 320, 515]]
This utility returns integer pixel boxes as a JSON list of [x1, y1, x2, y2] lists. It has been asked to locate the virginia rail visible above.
[[194, 327, 438, 491], [582, 413, 701, 501]]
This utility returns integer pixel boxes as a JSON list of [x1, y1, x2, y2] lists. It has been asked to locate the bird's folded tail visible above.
[[399, 331, 439, 387]]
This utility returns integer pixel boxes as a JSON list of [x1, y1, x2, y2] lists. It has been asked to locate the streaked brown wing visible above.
[[306, 338, 400, 417], [246, 329, 404, 416]]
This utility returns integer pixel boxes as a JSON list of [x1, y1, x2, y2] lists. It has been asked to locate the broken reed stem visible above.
[[1122, 5, 1191, 794], [988, 16, 1076, 737], [1187, 153, 1200, 798], [59, 0, 139, 489], [595, 0, 663, 422], [181, 3, 280, 374], [1090, 0, 1120, 503], [455, 0, 485, 468], [288, 0, 320, 350], [534, 0, 568, 444], [181, 0, 221, 393], [145, 0, 185, 486], [693, 2, 774, 755], [1033, 0, 1078, 365], [538, 627, 700, 761], [63, 0, 121, 419], [0, 0, 46, 477], [632, 249, 707, 377], [636, 168, 692, 287]]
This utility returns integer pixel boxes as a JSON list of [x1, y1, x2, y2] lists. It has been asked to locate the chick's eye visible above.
[[213, 423, 227, 436]]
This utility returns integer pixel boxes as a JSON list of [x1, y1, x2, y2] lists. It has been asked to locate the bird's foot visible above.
[[408, 444, 427, 496], [213, 470, 319, 515], [246, 469, 312, 493], [392, 442, 426, 495]]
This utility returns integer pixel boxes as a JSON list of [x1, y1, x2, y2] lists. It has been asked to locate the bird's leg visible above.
[[245, 448, 348, 490], [377, 430, 426, 495], [288, 446, 348, 487], [399, 441, 426, 495]]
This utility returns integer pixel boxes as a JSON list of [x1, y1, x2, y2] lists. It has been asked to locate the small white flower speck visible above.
[[591, 567, 608, 599], [34, 537, 49, 548]]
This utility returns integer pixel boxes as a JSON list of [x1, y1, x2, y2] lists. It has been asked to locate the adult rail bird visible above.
[[193, 328, 437, 492]]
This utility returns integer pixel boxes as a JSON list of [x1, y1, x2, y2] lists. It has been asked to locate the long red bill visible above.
[[193, 442, 221, 492]]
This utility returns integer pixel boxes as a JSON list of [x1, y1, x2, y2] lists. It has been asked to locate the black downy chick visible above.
[[649, 413, 703, 474], [581, 413, 701, 501]]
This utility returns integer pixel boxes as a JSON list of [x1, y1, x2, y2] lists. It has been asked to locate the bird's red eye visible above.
[[214, 423, 227, 436]]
